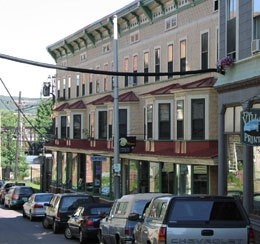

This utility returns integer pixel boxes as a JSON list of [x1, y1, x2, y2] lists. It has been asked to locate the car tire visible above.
[[79, 230, 87, 244], [64, 227, 73, 239], [98, 231, 106, 244], [42, 217, 50, 229], [52, 220, 59, 234], [22, 209, 26, 218], [29, 212, 34, 221]]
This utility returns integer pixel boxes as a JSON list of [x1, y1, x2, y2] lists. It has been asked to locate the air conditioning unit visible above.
[[252, 39, 260, 54]]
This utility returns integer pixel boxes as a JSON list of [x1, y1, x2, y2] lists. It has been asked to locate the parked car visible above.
[[0, 182, 25, 204], [133, 195, 255, 244], [22, 192, 54, 221], [64, 202, 112, 243], [99, 193, 171, 244], [4, 185, 34, 209], [0, 180, 5, 188], [42, 193, 96, 234]]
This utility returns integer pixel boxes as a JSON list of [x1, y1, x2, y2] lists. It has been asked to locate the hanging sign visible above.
[[241, 109, 260, 146]]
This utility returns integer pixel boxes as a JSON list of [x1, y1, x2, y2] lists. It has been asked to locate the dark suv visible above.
[[42, 193, 95, 233], [0, 182, 25, 204], [4, 186, 34, 209]]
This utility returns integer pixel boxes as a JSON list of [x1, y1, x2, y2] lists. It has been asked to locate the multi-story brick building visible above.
[[216, 0, 260, 214], [45, 0, 219, 199]]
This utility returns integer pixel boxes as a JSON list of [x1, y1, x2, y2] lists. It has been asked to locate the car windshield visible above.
[[19, 188, 33, 195]]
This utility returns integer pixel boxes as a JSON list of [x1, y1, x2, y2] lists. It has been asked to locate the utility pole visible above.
[[14, 91, 21, 181], [113, 15, 120, 199]]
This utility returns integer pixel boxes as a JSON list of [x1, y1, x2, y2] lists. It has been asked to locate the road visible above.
[[0, 204, 98, 244]]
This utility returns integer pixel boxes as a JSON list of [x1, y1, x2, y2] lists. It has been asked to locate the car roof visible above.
[[118, 193, 171, 201]]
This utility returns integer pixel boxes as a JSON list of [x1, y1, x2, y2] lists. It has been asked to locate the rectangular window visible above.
[[98, 111, 107, 139], [119, 109, 127, 137], [57, 79, 60, 99], [89, 73, 93, 94], [214, 0, 218, 11], [76, 75, 80, 97], [180, 40, 186, 72], [177, 100, 184, 139], [253, 0, 260, 39], [227, 0, 236, 59], [144, 52, 149, 83], [133, 55, 138, 86], [191, 99, 205, 140], [168, 44, 174, 78], [147, 105, 153, 139], [73, 114, 81, 139], [61, 116, 67, 139], [201, 32, 208, 70], [63, 78, 66, 99], [155, 48, 160, 81], [82, 74, 86, 96], [159, 103, 171, 140], [124, 58, 129, 87], [68, 77, 71, 99], [104, 64, 108, 91]]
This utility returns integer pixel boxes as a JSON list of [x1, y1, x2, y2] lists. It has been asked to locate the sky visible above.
[[0, 0, 134, 98]]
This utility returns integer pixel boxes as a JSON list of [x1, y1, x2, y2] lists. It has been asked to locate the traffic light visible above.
[[43, 82, 50, 96]]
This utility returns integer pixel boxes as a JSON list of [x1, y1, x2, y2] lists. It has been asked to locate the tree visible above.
[[34, 98, 53, 142]]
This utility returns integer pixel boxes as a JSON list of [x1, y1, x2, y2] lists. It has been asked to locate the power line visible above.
[[0, 52, 217, 76]]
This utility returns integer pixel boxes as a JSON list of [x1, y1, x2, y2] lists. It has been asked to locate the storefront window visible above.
[[129, 161, 138, 193], [101, 159, 111, 197], [150, 162, 160, 192], [178, 164, 191, 194], [193, 165, 208, 194], [72, 154, 78, 190], [162, 163, 175, 193], [86, 156, 93, 193]]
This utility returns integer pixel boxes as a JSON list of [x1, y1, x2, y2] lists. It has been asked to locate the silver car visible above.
[[22, 192, 53, 221]]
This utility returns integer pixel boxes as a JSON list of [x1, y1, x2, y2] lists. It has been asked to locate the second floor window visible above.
[[147, 105, 153, 139], [201, 32, 208, 70], [98, 111, 107, 139], [133, 55, 138, 86], [227, 0, 237, 59], [253, 0, 260, 39], [61, 116, 67, 139], [159, 103, 170, 140], [76, 75, 80, 97], [168, 44, 174, 78], [180, 40, 186, 72], [68, 77, 71, 99], [191, 99, 205, 140], [155, 48, 160, 81], [73, 114, 81, 139], [119, 109, 127, 137], [124, 58, 129, 87], [177, 100, 184, 140], [144, 52, 149, 83]]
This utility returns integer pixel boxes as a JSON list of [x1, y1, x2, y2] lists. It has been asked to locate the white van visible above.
[[99, 193, 171, 244]]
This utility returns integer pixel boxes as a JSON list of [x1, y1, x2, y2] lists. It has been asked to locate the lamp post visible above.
[[113, 15, 121, 199]]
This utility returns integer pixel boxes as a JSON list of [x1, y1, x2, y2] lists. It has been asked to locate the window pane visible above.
[[98, 111, 107, 139], [191, 99, 205, 140], [73, 115, 81, 139]]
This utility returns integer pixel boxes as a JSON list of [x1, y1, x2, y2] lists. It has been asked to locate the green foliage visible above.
[[34, 99, 53, 141]]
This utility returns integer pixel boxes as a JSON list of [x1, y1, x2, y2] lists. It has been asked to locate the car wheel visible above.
[[29, 211, 34, 221], [64, 227, 73, 239], [42, 217, 50, 229], [52, 220, 59, 234], [22, 209, 26, 218], [79, 230, 87, 244], [98, 231, 106, 244]]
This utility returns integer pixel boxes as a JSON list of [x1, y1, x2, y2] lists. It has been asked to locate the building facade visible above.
[[45, 0, 220, 200], [216, 0, 260, 214]]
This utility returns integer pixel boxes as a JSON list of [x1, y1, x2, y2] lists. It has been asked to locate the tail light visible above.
[[248, 227, 255, 244], [12, 194, 19, 200], [33, 204, 43, 209], [56, 211, 61, 220], [158, 227, 166, 243], [82, 217, 94, 227], [124, 227, 133, 237]]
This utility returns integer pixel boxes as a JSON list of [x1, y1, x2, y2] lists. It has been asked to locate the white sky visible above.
[[0, 0, 134, 98]]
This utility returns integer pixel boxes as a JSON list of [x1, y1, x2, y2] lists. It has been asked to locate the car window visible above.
[[131, 199, 150, 214], [35, 194, 53, 202], [18, 188, 33, 194], [168, 200, 243, 222], [88, 207, 111, 215], [115, 202, 128, 215], [60, 196, 91, 211]]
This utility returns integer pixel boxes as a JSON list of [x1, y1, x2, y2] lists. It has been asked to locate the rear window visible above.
[[88, 206, 111, 215], [18, 188, 33, 195], [35, 194, 53, 202], [60, 196, 93, 211], [168, 200, 244, 222]]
